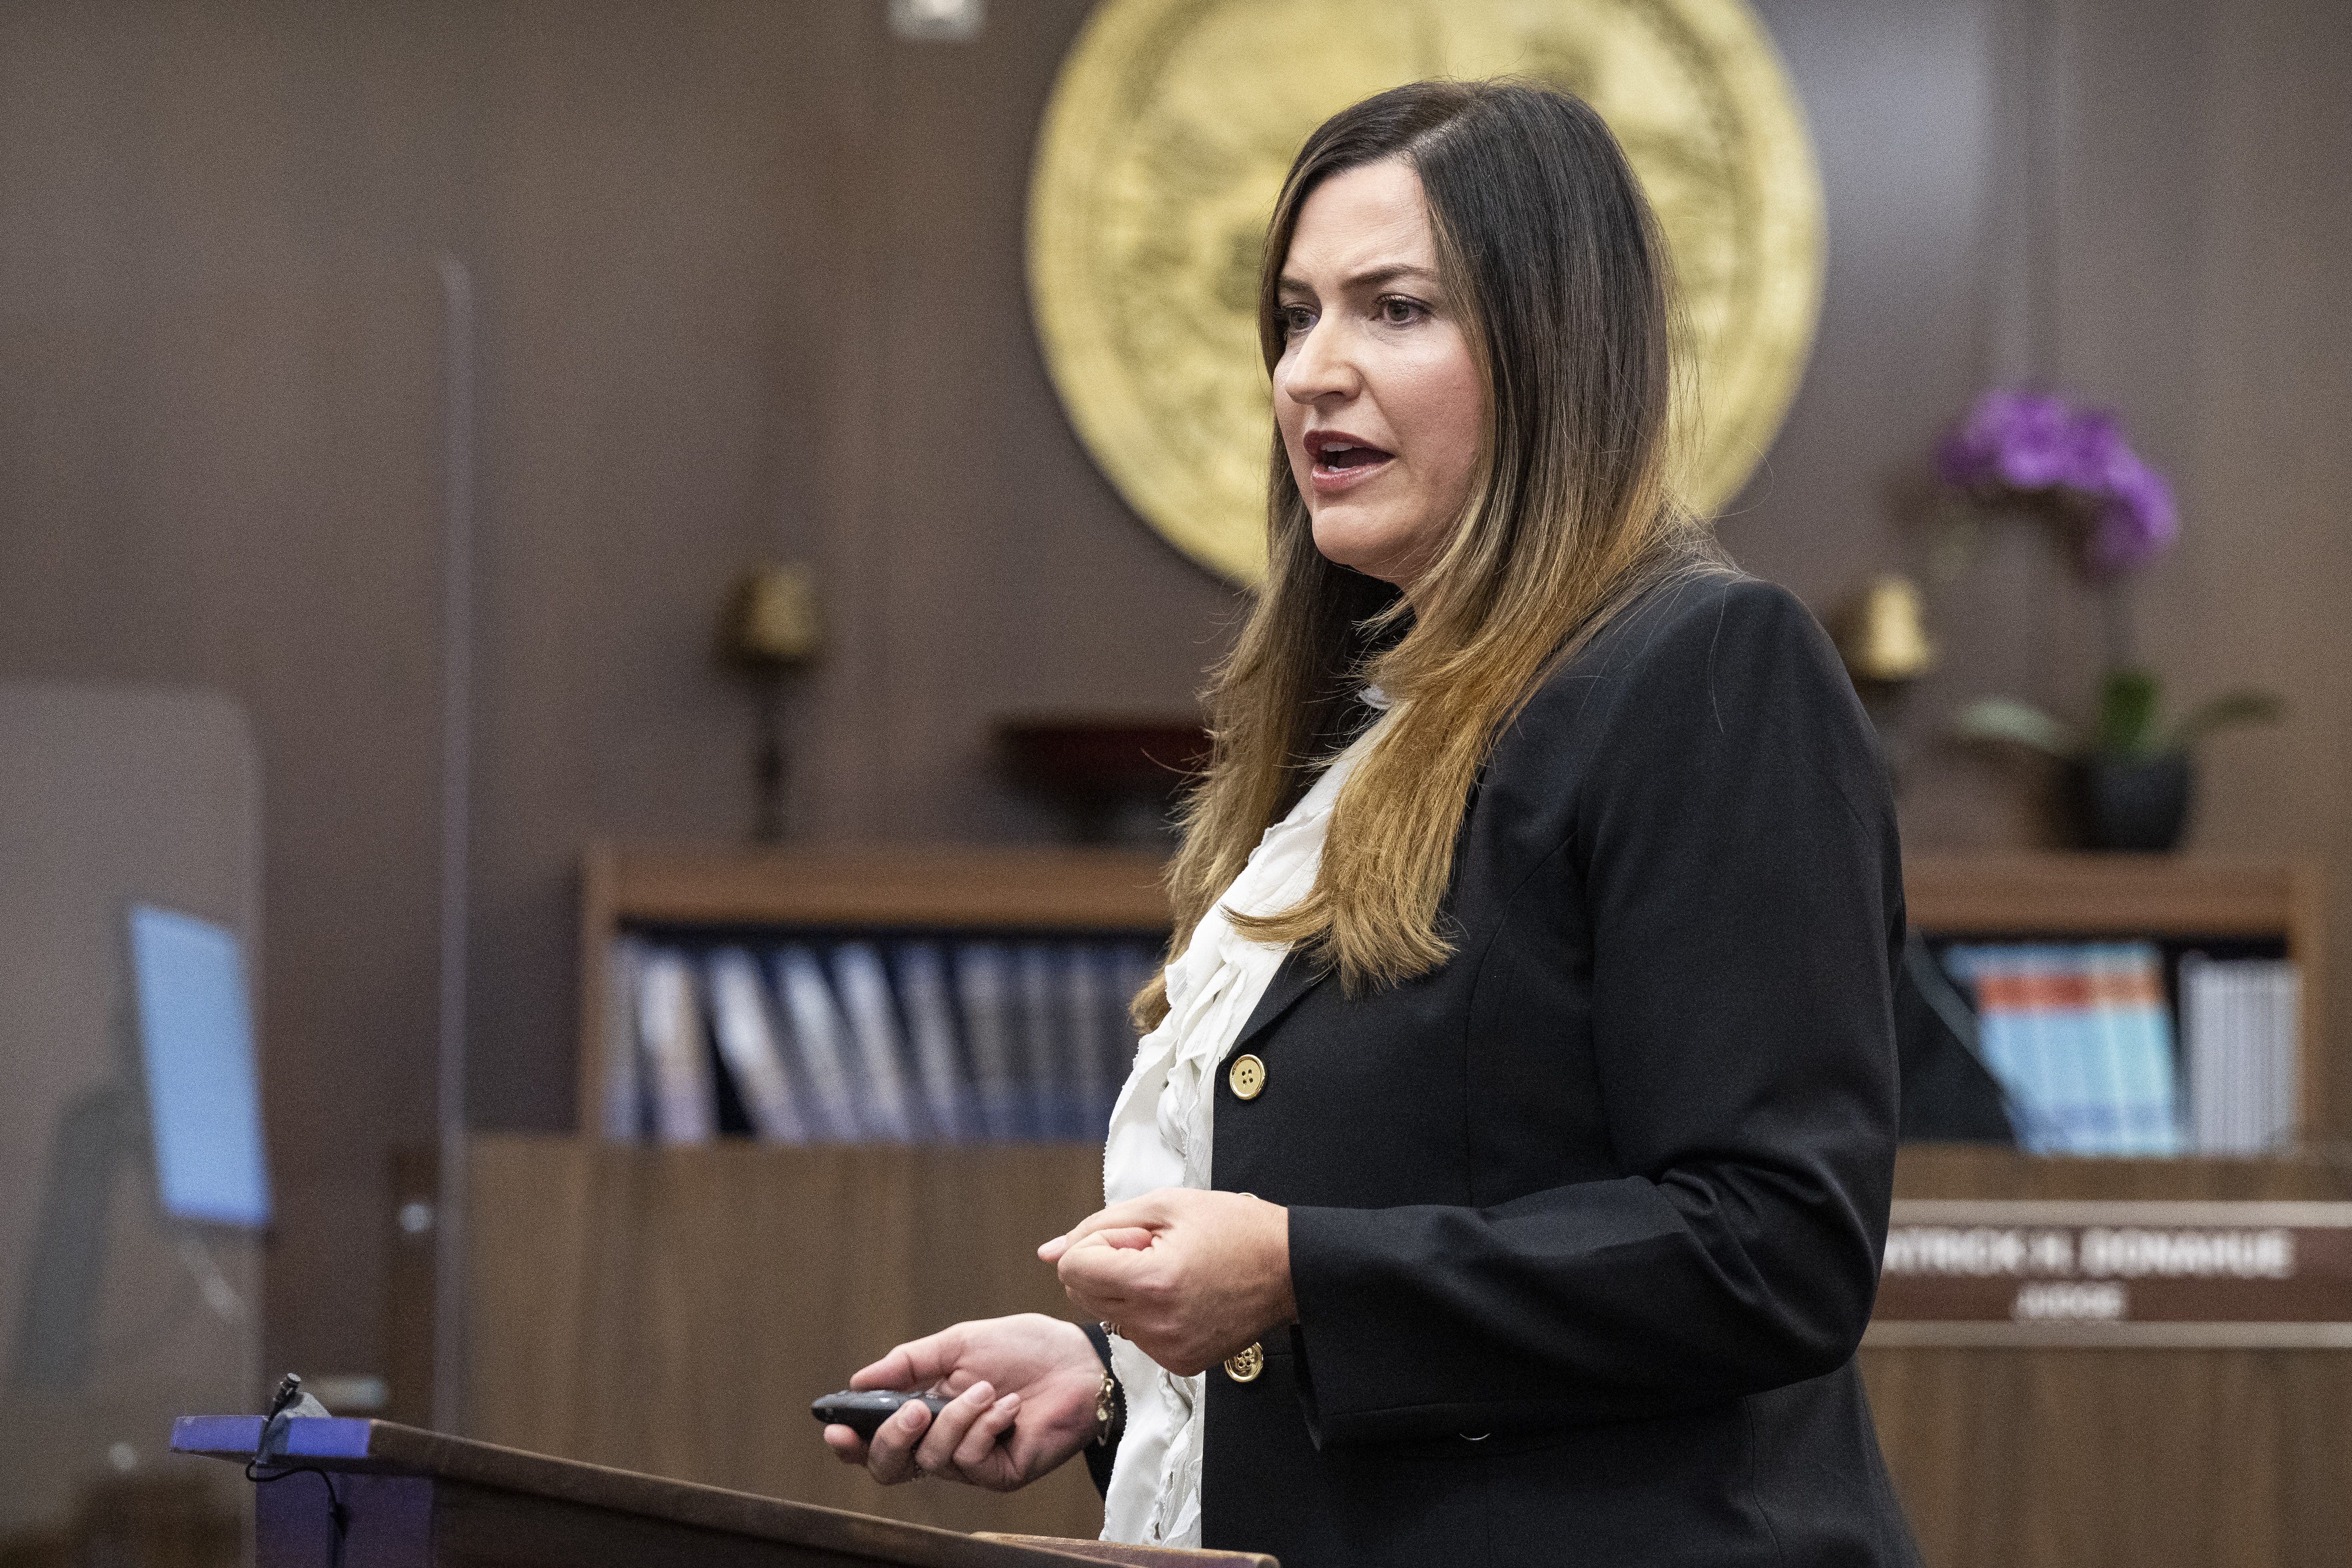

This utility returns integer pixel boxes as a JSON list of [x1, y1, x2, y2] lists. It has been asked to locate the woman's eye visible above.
[[1281, 305, 1316, 335], [1378, 297, 1428, 326]]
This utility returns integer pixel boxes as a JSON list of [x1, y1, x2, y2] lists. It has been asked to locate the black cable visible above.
[[244, 1374, 349, 1568], [244, 1466, 348, 1568]]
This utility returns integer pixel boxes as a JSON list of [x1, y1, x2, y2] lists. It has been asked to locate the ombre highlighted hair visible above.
[[1138, 78, 1726, 1029]]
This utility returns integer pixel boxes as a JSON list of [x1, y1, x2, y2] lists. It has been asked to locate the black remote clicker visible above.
[[810, 1389, 951, 1439]]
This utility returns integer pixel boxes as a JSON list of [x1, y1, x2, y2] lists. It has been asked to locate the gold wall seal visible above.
[[1028, 0, 1825, 584]]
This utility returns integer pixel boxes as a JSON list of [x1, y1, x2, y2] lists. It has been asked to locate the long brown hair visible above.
[[1139, 79, 1722, 1028]]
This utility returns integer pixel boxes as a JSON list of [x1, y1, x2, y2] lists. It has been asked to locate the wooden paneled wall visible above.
[[0, 0, 2343, 1400], [438, 1138, 2352, 1567], [1865, 1146, 2352, 1567], [454, 1137, 1109, 1540]]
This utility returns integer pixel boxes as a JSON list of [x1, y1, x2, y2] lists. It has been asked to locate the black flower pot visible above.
[[2071, 754, 2193, 851]]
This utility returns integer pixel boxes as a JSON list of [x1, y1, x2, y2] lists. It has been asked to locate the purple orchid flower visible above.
[[2087, 457, 2179, 575], [1938, 389, 2179, 577]]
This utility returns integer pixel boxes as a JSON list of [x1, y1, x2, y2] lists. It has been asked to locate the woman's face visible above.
[[1274, 158, 1484, 593]]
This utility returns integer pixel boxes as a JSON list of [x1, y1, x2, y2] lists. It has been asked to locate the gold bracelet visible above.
[[1094, 1366, 1118, 1447]]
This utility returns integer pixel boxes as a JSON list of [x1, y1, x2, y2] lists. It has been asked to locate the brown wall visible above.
[[0, 0, 2344, 1395]]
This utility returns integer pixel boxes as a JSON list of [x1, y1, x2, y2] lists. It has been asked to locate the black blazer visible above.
[[1194, 576, 1921, 1566]]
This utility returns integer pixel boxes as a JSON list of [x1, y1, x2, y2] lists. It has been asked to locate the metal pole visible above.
[[431, 253, 476, 1435]]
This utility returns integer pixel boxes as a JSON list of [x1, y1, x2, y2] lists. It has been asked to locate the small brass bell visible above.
[[1839, 575, 1936, 685], [719, 564, 823, 844], [723, 565, 824, 670]]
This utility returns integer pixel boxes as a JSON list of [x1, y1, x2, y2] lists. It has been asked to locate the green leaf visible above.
[[2097, 667, 2162, 756], [1955, 698, 2080, 758], [2167, 689, 2284, 751]]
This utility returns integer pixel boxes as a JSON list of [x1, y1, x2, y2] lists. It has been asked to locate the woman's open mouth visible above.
[[1305, 430, 1395, 487]]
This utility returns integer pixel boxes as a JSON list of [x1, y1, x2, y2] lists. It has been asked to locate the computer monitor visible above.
[[128, 905, 270, 1228]]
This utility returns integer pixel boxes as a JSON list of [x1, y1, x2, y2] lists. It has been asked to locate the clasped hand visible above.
[[1040, 1186, 1295, 1378]]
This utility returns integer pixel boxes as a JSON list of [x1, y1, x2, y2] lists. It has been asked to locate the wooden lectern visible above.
[[172, 1416, 1274, 1568]]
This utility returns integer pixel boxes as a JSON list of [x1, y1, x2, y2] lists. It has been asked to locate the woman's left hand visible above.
[[1039, 1189, 1295, 1377]]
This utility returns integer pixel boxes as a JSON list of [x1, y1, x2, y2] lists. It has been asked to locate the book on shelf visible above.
[[775, 944, 863, 1142], [897, 942, 974, 1142], [1940, 942, 2181, 1156], [835, 942, 919, 1142], [957, 943, 1024, 1142], [604, 933, 1160, 1146], [1018, 944, 1071, 1140], [705, 946, 810, 1143], [635, 947, 717, 1145], [2181, 954, 2300, 1154], [1066, 945, 1114, 1140], [600, 936, 648, 1141]]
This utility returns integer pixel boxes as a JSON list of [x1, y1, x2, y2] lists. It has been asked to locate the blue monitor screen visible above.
[[129, 905, 271, 1228]]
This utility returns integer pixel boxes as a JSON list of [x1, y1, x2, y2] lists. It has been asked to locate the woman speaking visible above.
[[826, 78, 1921, 1566]]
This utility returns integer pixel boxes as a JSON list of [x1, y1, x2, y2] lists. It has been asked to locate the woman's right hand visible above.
[[821, 1313, 1105, 1492]]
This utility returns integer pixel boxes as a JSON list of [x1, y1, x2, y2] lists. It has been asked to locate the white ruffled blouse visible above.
[[1097, 703, 1389, 1547]]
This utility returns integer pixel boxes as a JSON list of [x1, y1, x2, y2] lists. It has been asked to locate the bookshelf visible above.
[[1904, 853, 2326, 1137], [577, 841, 1172, 1138], [579, 845, 2325, 1141]]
